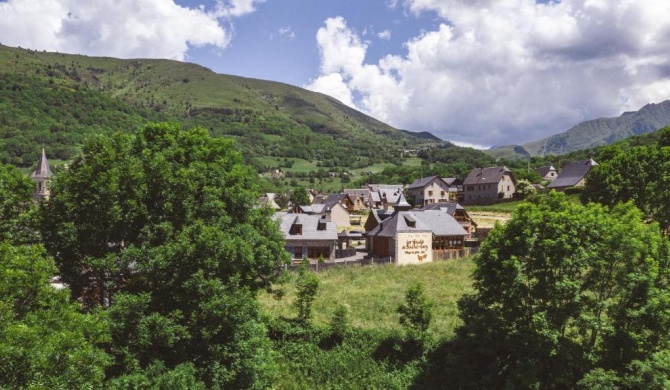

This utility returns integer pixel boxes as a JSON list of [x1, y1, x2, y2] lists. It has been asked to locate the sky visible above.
[[1, 0, 670, 149]]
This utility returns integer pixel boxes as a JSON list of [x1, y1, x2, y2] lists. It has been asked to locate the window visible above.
[[290, 224, 302, 235], [428, 190, 433, 196], [440, 191, 445, 196], [294, 246, 303, 259], [308, 247, 330, 259]]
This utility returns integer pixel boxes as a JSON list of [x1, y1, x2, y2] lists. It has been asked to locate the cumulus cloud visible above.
[[377, 29, 391, 40], [0, 0, 263, 61], [307, 1, 670, 147]]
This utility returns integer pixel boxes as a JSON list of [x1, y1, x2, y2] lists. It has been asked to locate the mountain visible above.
[[487, 100, 670, 159], [0, 44, 440, 169]]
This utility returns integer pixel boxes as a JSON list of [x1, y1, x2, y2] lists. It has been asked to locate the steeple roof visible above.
[[30, 148, 53, 179]]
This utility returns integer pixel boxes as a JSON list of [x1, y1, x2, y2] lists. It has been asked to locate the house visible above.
[[278, 213, 338, 262], [547, 159, 598, 191], [443, 177, 464, 201], [365, 184, 404, 209], [534, 166, 558, 182], [366, 209, 468, 265], [407, 176, 451, 206], [342, 189, 371, 210], [322, 193, 357, 213], [292, 200, 351, 229], [257, 193, 281, 210], [422, 202, 477, 238], [463, 166, 516, 201], [30, 148, 53, 202]]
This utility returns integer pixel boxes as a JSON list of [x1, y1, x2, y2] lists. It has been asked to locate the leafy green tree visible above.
[[514, 179, 537, 199], [39, 122, 289, 387], [458, 192, 670, 388], [0, 242, 110, 388], [397, 281, 434, 339], [0, 162, 36, 243], [582, 144, 670, 231], [290, 186, 310, 206], [295, 264, 320, 324]]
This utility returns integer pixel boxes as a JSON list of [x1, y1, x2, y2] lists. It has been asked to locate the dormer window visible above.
[[290, 224, 302, 235]]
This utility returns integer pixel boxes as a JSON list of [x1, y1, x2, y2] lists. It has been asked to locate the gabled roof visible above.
[[378, 187, 403, 204], [279, 213, 338, 241], [367, 184, 404, 193], [534, 166, 556, 177], [422, 202, 464, 215], [343, 188, 371, 202], [368, 210, 468, 238], [324, 193, 354, 209], [442, 177, 462, 186], [547, 159, 598, 189], [30, 148, 53, 179], [463, 166, 513, 185], [408, 175, 446, 190]]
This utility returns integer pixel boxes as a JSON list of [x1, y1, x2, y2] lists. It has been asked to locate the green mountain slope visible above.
[[488, 100, 670, 159], [0, 45, 437, 169]]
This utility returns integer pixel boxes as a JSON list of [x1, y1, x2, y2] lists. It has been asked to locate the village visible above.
[[258, 159, 599, 267], [28, 147, 599, 269]]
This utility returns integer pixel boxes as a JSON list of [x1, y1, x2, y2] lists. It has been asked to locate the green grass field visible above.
[[259, 259, 475, 339]]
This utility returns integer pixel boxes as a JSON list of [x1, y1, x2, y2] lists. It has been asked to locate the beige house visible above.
[[367, 209, 468, 265], [292, 201, 351, 229], [463, 166, 516, 201], [407, 176, 451, 206], [534, 166, 558, 182]]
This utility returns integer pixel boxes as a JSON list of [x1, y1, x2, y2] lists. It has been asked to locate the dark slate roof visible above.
[[408, 175, 444, 190], [422, 202, 464, 216], [547, 159, 598, 189], [343, 189, 371, 202], [30, 148, 53, 179], [368, 210, 468, 238], [324, 193, 353, 209], [279, 213, 338, 241], [442, 177, 462, 186], [534, 166, 556, 177], [463, 166, 513, 185]]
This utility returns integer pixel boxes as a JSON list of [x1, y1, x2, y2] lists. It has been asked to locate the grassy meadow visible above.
[[259, 259, 475, 340]]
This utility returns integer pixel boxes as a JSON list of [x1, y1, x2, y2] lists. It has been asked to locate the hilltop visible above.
[[0, 44, 439, 169]]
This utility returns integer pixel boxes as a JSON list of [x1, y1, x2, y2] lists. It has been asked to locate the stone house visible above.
[[547, 159, 598, 191], [278, 213, 338, 262], [534, 166, 558, 182], [407, 175, 451, 206], [463, 166, 516, 201]]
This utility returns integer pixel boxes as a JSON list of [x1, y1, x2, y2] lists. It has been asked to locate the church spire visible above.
[[30, 148, 53, 201]]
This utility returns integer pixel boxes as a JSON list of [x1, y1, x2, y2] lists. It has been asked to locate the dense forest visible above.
[[3, 122, 670, 388]]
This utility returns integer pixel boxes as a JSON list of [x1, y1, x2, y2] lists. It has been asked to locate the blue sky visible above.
[[1, 0, 670, 148]]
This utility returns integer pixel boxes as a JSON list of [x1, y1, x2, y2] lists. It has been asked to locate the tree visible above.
[[397, 281, 434, 339], [0, 242, 110, 388], [514, 179, 537, 199], [458, 192, 670, 388], [294, 262, 319, 324], [582, 142, 670, 231], [290, 186, 310, 206], [39, 123, 289, 387], [0, 162, 36, 243]]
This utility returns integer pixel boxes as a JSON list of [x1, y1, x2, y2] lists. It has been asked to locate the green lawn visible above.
[[259, 259, 475, 340]]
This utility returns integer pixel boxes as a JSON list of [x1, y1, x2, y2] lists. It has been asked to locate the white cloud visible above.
[[213, 0, 263, 18], [0, 0, 263, 61], [278, 26, 295, 40], [307, 1, 670, 147], [377, 29, 391, 40]]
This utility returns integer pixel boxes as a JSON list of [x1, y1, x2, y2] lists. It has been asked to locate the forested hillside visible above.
[[0, 44, 438, 170]]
